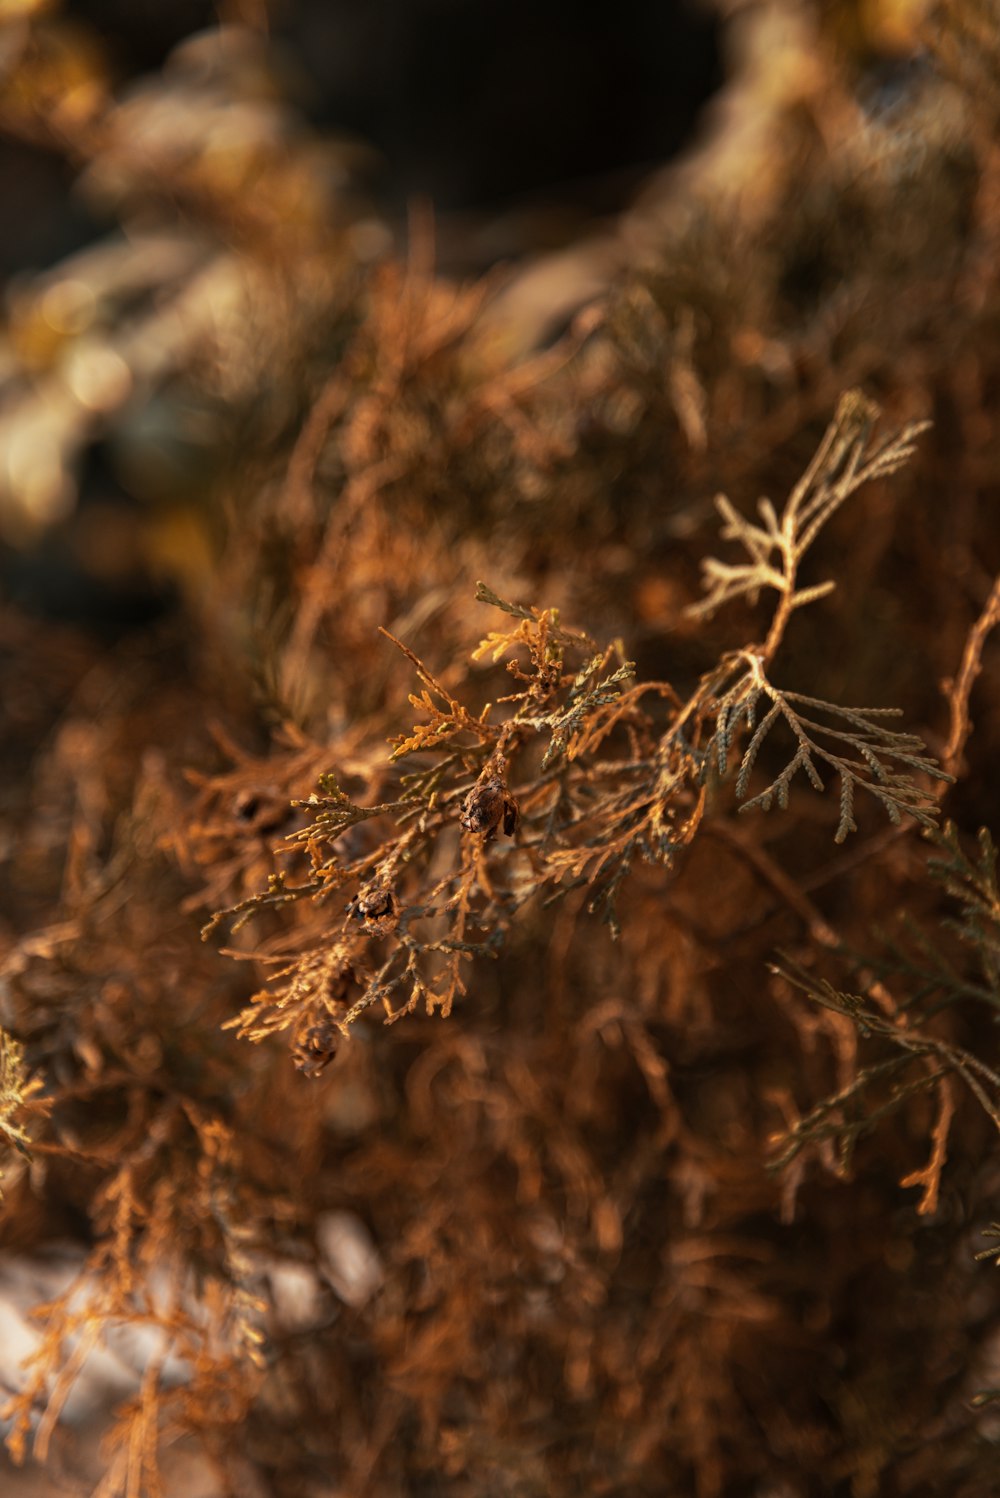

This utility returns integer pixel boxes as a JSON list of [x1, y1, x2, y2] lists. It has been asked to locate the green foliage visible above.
[[727, 683, 948, 841]]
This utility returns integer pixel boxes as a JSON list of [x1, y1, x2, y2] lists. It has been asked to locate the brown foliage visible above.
[[5, 4, 1000, 1496]]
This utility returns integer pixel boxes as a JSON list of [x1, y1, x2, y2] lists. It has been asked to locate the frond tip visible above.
[[717, 664, 951, 841], [690, 391, 931, 662]]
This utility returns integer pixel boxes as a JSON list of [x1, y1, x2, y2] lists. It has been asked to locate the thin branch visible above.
[[942, 571, 1000, 779]]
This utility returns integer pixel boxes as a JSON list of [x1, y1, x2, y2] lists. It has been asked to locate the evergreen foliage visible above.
[[3, 3, 1000, 1496]]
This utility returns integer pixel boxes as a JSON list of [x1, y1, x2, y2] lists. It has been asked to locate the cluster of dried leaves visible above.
[[4, 2, 1000, 1496]]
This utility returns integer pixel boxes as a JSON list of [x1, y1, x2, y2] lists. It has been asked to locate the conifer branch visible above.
[[691, 391, 931, 665]]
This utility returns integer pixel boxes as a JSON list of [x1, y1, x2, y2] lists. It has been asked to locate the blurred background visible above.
[[0, 0, 724, 632]]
